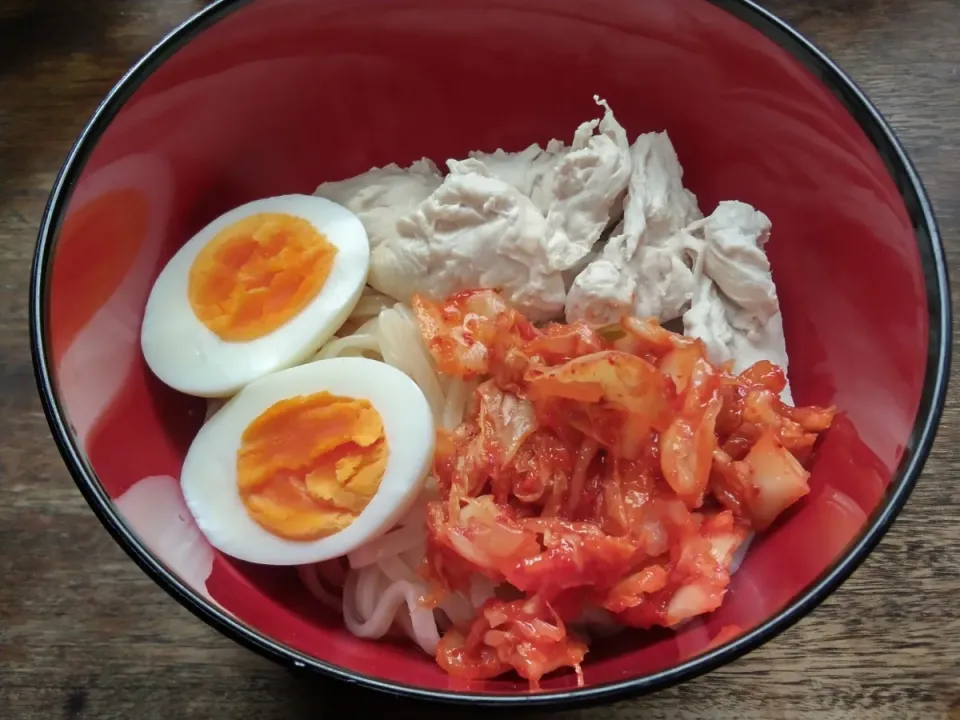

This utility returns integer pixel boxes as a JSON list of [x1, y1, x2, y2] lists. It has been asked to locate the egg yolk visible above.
[[237, 392, 388, 541], [188, 213, 338, 342]]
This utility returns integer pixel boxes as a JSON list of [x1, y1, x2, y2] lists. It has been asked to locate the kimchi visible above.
[[413, 289, 835, 688]]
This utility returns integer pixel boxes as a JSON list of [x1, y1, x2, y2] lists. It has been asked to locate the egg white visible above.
[[141, 194, 369, 397], [180, 357, 436, 566]]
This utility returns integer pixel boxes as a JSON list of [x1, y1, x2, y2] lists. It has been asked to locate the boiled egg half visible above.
[[180, 357, 435, 565], [141, 195, 369, 397]]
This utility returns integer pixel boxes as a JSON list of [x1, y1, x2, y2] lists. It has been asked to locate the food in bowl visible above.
[[141, 194, 371, 397], [138, 97, 835, 688]]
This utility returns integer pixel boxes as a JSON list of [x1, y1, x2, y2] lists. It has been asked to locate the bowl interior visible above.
[[40, 0, 932, 698]]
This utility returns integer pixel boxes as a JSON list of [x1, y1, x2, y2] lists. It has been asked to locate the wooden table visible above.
[[1, 1, 958, 718]]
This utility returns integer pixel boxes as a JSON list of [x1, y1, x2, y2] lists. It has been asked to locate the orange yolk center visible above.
[[188, 212, 338, 342], [237, 392, 388, 541]]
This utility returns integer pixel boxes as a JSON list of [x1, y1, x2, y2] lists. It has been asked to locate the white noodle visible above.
[[334, 288, 394, 336], [400, 546, 427, 569], [194, 290, 484, 656], [303, 292, 460, 653], [379, 555, 418, 583], [441, 378, 477, 431], [355, 564, 387, 620], [347, 524, 426, 569], [302, 289, 764, 663], [314, 333, 381, 360], [469, 575, 497, 608], [395, 609, 415, 638], [351, 289, 396, 320], [297, 565, 342, 611], [343, 572, 394, 637], [342, 571, 441, 654], [391, 303, 418, 324], [377, 306, 447, 422], [409, 605, 442, 653], [438, 591, 475, 627]]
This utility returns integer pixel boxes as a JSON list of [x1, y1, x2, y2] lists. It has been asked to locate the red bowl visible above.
[[30, 0, 950, 708]]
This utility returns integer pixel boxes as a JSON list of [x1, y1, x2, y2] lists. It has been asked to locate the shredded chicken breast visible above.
[[464, 140, 568, 214], [566, 131, 701, 324], [543, 97, 633, 273], [313, 158, 443, 250], [368, 162, 569, 322], [683, 201, 793, 403], [311, 99, 792, 396]]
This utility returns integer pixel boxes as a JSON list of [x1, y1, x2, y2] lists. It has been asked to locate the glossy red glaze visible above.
[[41, 0, 934, 700]]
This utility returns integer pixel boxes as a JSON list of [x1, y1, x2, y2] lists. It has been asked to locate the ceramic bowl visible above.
[[30, 0, 950, 708]]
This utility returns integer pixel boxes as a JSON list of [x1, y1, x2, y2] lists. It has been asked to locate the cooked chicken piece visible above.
[[631, 240, 701, 321], [311, 108, 789, 399], [463, 139, 568, 214], [460, 98, 632, 276], [562, 238, 637, 325], [313, 158, 443, 250], [368, 161, 569, 322], [565, 131, 701, 324], [542, 97, 633, 273], [682, 201, 793, 403], [619, 131, 702, 254]]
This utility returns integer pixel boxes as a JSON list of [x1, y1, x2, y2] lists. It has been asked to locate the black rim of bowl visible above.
[[29, 0, 951, 709]]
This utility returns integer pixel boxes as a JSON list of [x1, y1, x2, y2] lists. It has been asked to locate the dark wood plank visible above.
[[1, 0, 957, 718]]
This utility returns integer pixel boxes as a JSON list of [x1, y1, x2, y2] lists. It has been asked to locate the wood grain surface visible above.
[[1, 0, 958, 718]]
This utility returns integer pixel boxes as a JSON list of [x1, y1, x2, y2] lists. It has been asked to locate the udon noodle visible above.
[[300, 287, 482, 654], [209, 286, 760, 657]]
